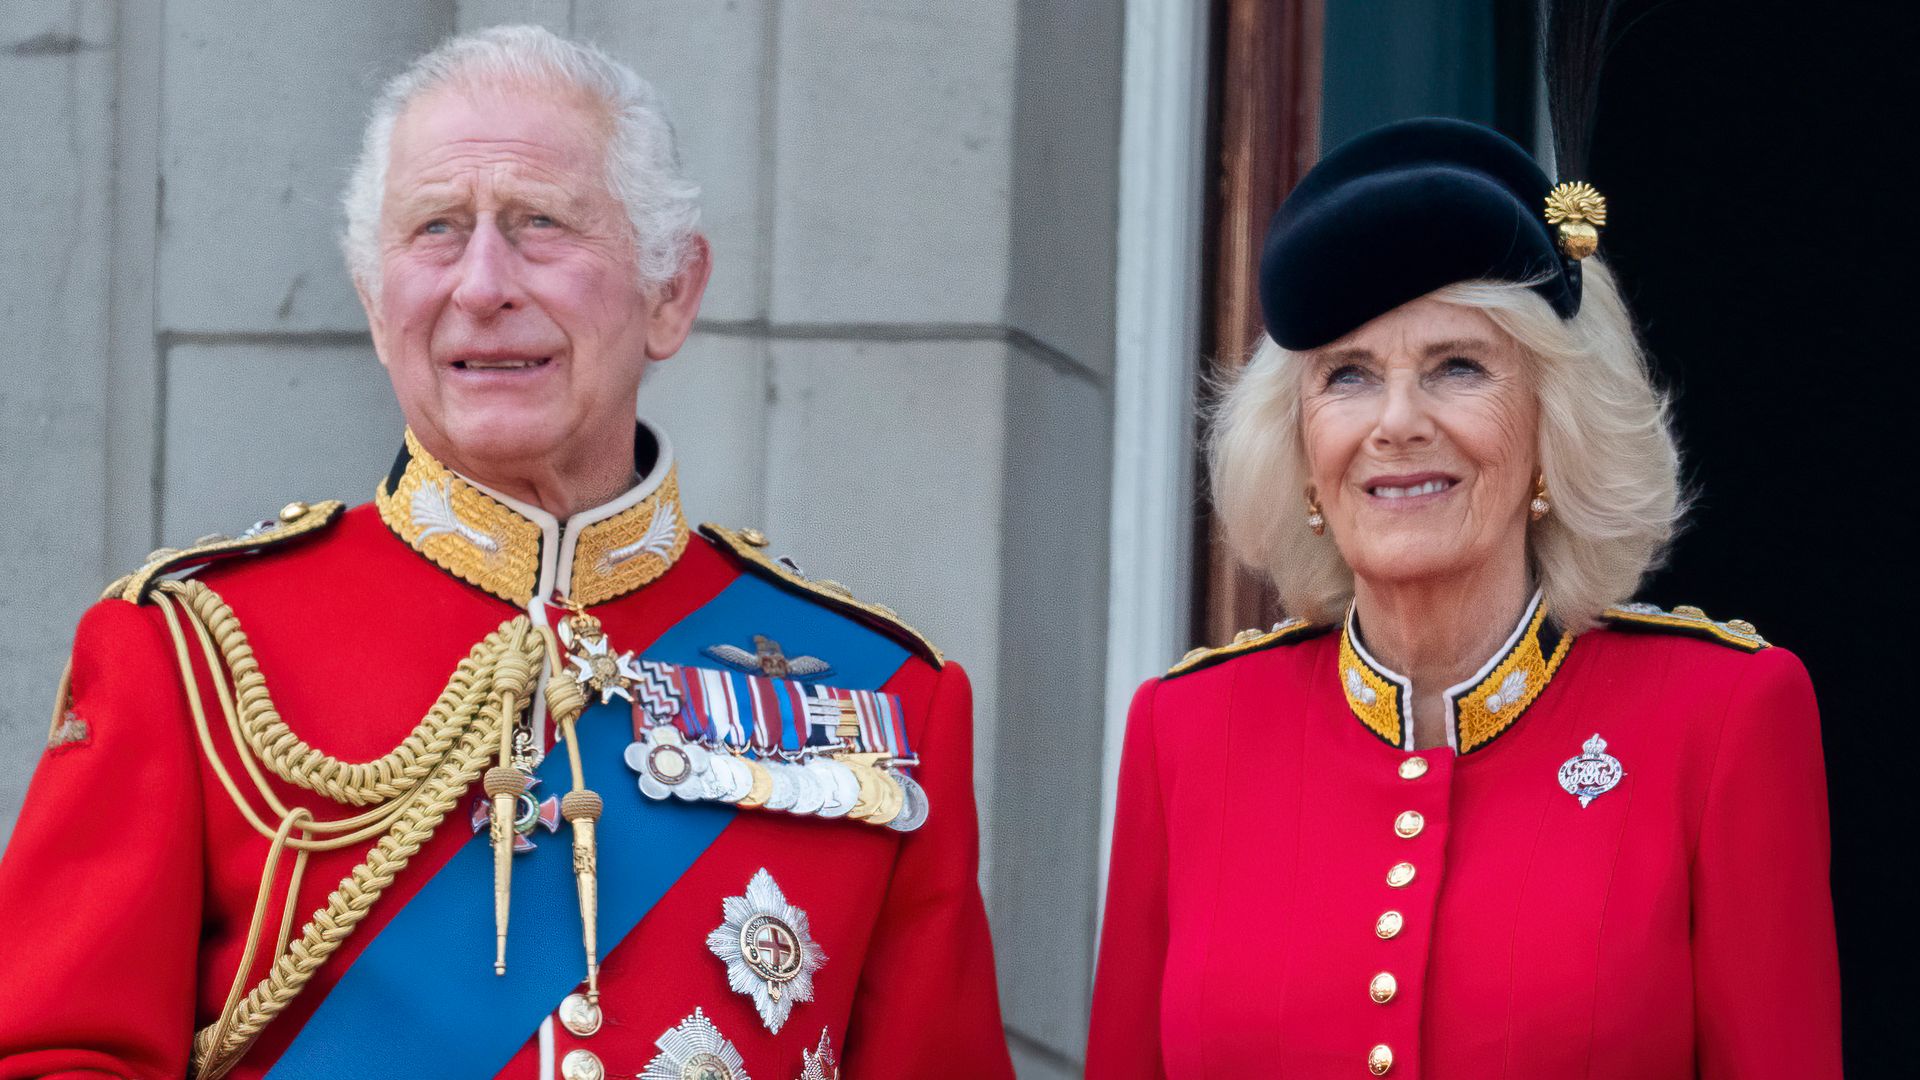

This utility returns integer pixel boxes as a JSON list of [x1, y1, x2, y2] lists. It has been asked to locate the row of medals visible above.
[[627, 721, 930, 832]]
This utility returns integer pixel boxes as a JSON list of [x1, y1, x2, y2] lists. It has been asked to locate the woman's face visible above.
[[1299, 296, 1539, 592]]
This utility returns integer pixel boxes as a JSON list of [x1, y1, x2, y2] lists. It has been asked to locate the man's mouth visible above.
[[451, 355, 552, 371]]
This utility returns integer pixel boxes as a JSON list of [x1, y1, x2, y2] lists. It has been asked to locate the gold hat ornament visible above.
[[1543, 181, 1608, 259]]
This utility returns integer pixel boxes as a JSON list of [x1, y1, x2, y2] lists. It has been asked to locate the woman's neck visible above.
[[1352, 556, 1534, 750]]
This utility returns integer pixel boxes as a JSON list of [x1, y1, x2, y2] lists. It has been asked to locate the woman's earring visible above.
[[1530, 474, 1551, 521], [1305, 488, 1327, 536]]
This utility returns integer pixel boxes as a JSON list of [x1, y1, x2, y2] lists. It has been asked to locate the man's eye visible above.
[[421, 219, 452, 236], [527, 214, 558, 228]]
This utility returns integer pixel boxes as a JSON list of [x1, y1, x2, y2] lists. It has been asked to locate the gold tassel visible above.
[[543, 624, 604, 1004]]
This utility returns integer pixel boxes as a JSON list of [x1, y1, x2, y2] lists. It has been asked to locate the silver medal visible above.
[[886, 770, 931, 832], [1557, 732, 1624, 807], [707, 868, 827, 1034], [764, 761, 799, 811], [811, 758, 860, 819], [785, 760, 826, 815]]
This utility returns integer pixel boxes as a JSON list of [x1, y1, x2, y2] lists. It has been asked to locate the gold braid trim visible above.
[[148, 580, 545, 1079]]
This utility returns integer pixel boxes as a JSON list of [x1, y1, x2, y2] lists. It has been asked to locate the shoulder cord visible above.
[[146, 580, 546, 1079]]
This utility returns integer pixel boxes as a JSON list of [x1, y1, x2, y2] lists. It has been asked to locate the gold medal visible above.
[[736, 756, 774, 809]]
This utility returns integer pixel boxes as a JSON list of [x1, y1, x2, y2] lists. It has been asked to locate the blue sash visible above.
[[267, 574, 910, 1079]]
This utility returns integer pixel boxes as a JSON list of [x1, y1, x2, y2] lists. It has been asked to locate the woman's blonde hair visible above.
[[1209, 260, 1684, 630]]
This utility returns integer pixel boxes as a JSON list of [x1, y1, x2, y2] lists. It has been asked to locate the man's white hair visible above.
[[341, 24, 700, 292], [1209, 260, 1685, 631]]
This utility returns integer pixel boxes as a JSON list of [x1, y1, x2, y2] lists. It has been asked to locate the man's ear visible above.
[[355, 276, 391, 370], [643, 235, 713, 362]]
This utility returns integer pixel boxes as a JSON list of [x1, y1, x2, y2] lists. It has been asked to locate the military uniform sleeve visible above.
[[841, 661, 1012, 1078], [1085, 679, 1168, 1079], [1690, 647, 1841, 1079], [0, 599, 207, 1079]]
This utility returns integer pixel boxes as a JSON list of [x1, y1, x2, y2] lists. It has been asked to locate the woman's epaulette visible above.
[[105, 500, 345, 604], [1599, 602, 1769, 652], [1165, 618, 1333, 679], [700, 523, 945, 668]]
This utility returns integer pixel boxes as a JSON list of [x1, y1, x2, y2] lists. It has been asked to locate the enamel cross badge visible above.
[[1558, 732, 1624, 807], [708, 869, 827, 1033]]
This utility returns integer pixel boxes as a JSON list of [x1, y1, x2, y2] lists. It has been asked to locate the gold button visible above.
[[740, 527, 770, 547], [278, 501, 308, 522], [1386, 861, 1416, 888], [1369, 971, 1398, 1003], [1368, 1043, 1394, 1075], [560, 1048, 605, 1080], [1397, 755, 1428, 780], [1375, 910, 1403, 939], [1394, 810, 1424, 838], [558, 992, 602, 1036]]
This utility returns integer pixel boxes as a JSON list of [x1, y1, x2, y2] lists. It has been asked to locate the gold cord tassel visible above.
[[543, 625, 604, 1003], [483, 622, 539, 976]]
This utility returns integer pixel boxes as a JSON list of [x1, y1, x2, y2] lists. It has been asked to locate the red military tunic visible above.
[[0, 423, 1012, 1080], [1088, 592, 1840, 1078]]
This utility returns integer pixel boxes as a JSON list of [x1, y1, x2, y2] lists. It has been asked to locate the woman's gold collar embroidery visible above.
[[1339, 592, 1573, 753]]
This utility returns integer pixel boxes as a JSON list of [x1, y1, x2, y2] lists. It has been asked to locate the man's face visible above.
[[362, 81, 704, 486]]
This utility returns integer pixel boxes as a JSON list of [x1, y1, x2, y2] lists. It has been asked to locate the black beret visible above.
[[1258, 117, 1582, 351]]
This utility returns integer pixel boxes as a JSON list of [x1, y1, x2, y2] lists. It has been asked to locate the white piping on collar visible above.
[[1346, 588, 1546, 752]]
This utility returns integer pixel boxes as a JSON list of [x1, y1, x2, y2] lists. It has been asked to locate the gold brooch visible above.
[[1543, 181, 1608, 259]]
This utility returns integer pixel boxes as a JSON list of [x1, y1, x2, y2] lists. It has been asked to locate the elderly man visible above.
[[0, 25, 1011, 1080]]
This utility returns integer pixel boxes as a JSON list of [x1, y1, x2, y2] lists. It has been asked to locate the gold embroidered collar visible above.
[[375, 422, 690, 608], [1338, 590, 1572, 753]]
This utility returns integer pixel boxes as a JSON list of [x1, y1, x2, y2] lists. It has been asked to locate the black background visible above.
[[1593, 2, 1913, 1073]]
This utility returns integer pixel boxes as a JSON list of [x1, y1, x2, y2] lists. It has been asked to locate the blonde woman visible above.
[[1087, 119, 1839, 1079]]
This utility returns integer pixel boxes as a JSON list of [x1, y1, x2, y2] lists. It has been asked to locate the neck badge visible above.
[[707, 868, 827, 1033], [560, 609, 641, 704], [641, 1007, 750, 1080], [1558, 732, 1624, 807]]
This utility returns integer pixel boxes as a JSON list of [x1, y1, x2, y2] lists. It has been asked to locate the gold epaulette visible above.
[[1600, 602, 1769, 652], [1165, 617, 1332, 679], [699, 523, 945, 668], [105, 500, 345, 604]]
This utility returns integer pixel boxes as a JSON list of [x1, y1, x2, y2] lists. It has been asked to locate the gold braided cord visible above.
[[169, 579, 494, 807], [145, 581, 545, 1079]]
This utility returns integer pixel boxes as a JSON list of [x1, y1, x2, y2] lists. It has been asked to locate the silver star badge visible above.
[[640, 1007, 749, 1080], [707, 868, 827, 1033], [1558, 732, 1624, 807], [799, 1028, 840, 1080]]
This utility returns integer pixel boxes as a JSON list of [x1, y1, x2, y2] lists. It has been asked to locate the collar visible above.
[[374, 421, 690, 608], [1338, 589, 1573, 753]]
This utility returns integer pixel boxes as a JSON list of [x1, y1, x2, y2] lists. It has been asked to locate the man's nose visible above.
[[449, 217, 525, 316]]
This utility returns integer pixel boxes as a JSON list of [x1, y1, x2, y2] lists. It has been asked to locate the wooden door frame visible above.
[[1196, 0, 1325, 647]]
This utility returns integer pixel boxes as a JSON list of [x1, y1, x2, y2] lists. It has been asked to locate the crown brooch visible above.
[[1543, 181, 1608, 260]]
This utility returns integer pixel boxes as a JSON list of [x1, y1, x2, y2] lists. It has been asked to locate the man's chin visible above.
[[424, 419, 568, 484]]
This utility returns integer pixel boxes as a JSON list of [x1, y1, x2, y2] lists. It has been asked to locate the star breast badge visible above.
[[707, 868, 827, 1033], [798, 1029, 839, 1080], [640, 1007, 749, 1080]]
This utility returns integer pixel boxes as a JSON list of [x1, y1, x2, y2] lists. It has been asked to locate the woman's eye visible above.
[[1438, 356, 1485, 376], [1323, 364, 1366, 387]]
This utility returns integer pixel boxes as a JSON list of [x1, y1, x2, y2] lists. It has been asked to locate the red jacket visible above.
[[1088, 594, 1840, 1079], [0, 426, 1011, 1080]]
